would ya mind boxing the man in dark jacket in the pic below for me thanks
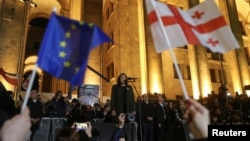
[0,83,16,128]
[141,94,154,141]
[27,89,43,141]
[51,90,66,117]
[154,94,167,141]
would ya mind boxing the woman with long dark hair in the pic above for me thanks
[110,73,136,119]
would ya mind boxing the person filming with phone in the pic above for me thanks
[55,121,98,141]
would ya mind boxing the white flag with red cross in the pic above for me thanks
[146,0,239,53]
[0,68,18,86]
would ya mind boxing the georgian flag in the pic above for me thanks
[0,68,18,86]
[146,0,239,53]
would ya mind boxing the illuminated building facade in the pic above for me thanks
[0,0,250,100]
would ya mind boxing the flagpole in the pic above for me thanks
[21,8,57,112]
[218,53,225,85]
[21,64,38,112]
[14,74,19,101]
[151,0,189,99]
[218,53,228,102]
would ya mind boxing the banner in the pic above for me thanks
[78,84,99,106]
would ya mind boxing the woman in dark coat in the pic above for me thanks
[111,73,136,120]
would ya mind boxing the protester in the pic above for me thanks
[0,89,16,118]
[51,90,67,117]
[55,127,79,141]
[154,94,167,141]
[112,113,126,141]
[184,98,209,140]
[55,121,98,141]
[103,104,113,122]
[0,107,31,141]
[0,88,18,131]
[27,89,43,141]
[141,94,154,141]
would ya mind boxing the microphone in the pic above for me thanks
[127,77,138,80]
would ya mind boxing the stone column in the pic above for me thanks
[60,8,70,17]
[58,0,71,17]
[219,0,250,94]
[138,0,148,94]
[144,5,164,94]
[70,0,82,20]
[116,0,144,95]
[82,0,102,87]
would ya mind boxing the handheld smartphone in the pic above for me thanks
[75,122,88,131]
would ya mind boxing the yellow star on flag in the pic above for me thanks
[59,51,67,58]
[64,61,71,68]
[65,31,71,38]
[79,21,85,25]
[88,23,94,28]
[75,67,80,73]
[60,41,67,48]
[71,24,76,30]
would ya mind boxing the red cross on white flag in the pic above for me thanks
[206,38,219,47]
[192,11,204,19]
[146,0,239,53]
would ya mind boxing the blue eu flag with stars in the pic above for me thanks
[37,12,112,86]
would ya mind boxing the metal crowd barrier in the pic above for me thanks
[33,117,137,141]
[33,117,68,141]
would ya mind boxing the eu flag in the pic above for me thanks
[37,12,111,86]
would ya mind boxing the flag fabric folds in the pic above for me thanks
[22,73,31,90]
[146,0,239,53]
[37,12,112,86]
[0,68,18,86]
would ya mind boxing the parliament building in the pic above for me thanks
[0,0,250,101]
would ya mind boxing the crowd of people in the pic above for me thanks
[198,90,250,125]
[1,73,250,141]
[0,94,209,141]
